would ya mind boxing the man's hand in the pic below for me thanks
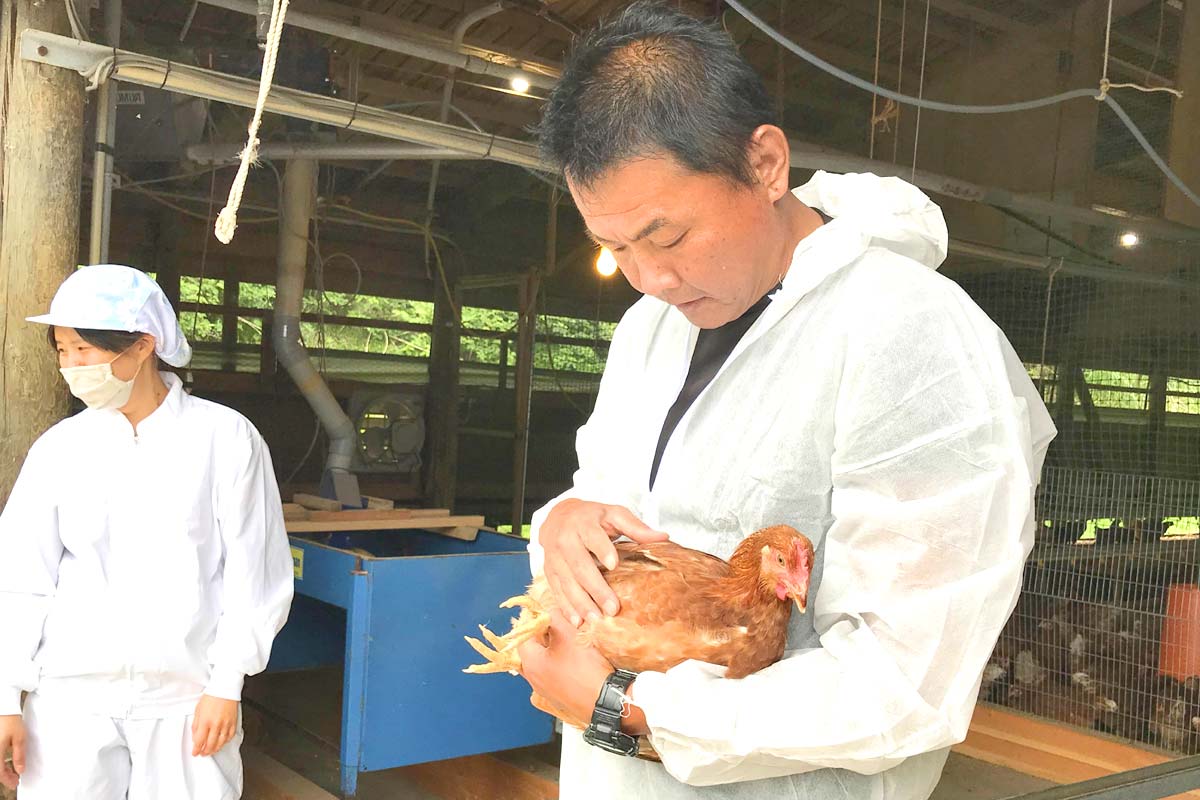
[0,715,25,790]
[191,696,239,757]
[539,499,668,626]
[518,611,648,736]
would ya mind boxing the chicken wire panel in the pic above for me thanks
[949,241,1200,482]
[983,467,1200,753]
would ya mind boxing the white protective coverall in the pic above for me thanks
[529,171,1057,799]
[0,371,295,799]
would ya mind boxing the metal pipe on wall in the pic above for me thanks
[88,0,121,264]
[188,141,479,162]
[355,2,509,195]
[26,31,1200,243]
[418,2,509,265]
[274,158,361,505]
[197,0,556,90]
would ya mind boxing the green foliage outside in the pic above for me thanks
[179,278,615,374]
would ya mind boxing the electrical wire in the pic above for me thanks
[724,0,1200,211]
[64,0,90,41]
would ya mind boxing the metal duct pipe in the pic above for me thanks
[188,141,480,162]
[274,158,360,503]
[19,33,547,169]
[88,0,121,264]
[198,0,556,90]
[356,1,509,195]
[949,239,1198,291]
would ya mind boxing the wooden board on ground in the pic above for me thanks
[292,493,342,512]
[955,705,1200,799]
[243,747,339,800]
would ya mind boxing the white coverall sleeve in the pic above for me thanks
[631,294,1046,786]
[203,431,294,701]
[0,440,63,716]
[529,318,647,577]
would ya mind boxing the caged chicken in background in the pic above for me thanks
[463,525,814,748]
[981,590,1200,753]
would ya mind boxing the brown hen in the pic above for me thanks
[465,525,814,734]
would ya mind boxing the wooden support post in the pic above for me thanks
[511,272,540,535]
[425,269,461,510]
[1146,367,1169,477]
[223,274,240,372]
[0,0,86,505]
[499,335,510,389]
[1164,0,1200,228]
[511,187,555,534]
[1053,353,1078,467]
[152,209,182,310]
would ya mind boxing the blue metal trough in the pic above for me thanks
[266,528,554,796]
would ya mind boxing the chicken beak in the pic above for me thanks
[788,581,808,614]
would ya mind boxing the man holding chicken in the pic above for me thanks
[517,2,1055,798]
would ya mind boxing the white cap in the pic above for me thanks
[26,264,193,367]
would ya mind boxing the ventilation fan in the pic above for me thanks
[348,389,426,474]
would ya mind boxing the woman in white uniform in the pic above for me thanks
[0,264,295,799]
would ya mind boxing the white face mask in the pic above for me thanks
[59,346,144,410]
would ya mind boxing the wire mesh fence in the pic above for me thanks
[950,226,1200,750]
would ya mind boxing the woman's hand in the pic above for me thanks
[0,715,25,790]
[191,695,239,757]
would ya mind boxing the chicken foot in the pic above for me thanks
[463,594,551,674]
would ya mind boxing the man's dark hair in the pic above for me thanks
[537,1,777,188]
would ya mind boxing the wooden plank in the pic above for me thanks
[304,508,419,523]
[285,515,485,534]
[398,753,558,800]
[282,503,311,521]
[297,507,453,522]
[292,493,342,512]
[440,526,480,542]
[955,706,1200,799]
[242,747,339,800]
[362,494,395,510]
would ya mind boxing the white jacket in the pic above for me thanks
[0,372,294,718]
[530,172,1056,798]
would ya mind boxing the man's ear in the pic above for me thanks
[747,124,791,203]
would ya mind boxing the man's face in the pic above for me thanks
[569,155,782,329]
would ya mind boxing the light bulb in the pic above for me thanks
[510,76,531,94]
[595,247,618,277]
[1119,231,1139,248]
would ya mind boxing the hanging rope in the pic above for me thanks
[213,0,290,245]
[1096,0,1182,100]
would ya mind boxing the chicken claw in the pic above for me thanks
[463,594,551,674]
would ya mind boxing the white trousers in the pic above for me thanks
[16,692,243,800]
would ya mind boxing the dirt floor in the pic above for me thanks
[0,743,1055,800]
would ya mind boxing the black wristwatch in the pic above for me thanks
[582,668,639,757]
